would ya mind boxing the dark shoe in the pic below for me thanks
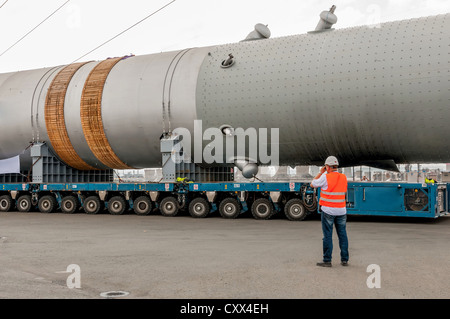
[316,262,332,267]
[341,261,349,266]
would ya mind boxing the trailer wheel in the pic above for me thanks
[219,198,240,219]
[84,196,101,214]
[134,196,152,216]
[38,195,57,213]
[108,196,126,215]
[251,198,274,220]
[284,198,307,221]
[160,196,179,217]
[189,197,210,218]
[17,195,32,212]
[61,196,79,214]
[0,194,13,212]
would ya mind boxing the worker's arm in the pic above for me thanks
[311,167,327,188]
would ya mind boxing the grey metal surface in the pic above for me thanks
[0,68,54,160]
[32,65,63,145]
[0,13,449,172]
[0,48,210,170]
[62,61,107,169]
[161,135,234,182]
[196,13,450,168]
[30,143,113,183]
[101,48,210,168]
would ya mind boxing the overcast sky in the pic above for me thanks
[0,0,449,72]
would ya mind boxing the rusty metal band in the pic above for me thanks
[45,62,97,170]
[80,57,133,169]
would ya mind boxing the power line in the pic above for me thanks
[71,0,177,63]
[0,0,70,58]
[0,0,9,9]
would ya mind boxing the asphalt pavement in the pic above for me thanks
[0,210,449,299]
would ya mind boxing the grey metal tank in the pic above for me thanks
[0,10,449,174]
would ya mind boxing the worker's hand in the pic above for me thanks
[320,166,326,174]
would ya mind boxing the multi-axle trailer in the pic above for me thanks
[0,10,449,221]
[1,180,447,220]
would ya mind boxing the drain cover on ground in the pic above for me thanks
[100,291,130,298]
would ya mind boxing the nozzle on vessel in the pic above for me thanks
[314,5,338,31]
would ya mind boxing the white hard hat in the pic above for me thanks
[325,156,339,166]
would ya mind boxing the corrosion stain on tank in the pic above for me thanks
[45,62,97,170]
[80,57,133,169]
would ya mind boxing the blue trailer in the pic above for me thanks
[0,180,447,220]
[345,182,447,219]
[1,136,446,220]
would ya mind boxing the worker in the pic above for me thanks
[310,156,349,267]
[425,177,437,184]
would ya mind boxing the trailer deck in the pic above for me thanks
[1,181,448,219]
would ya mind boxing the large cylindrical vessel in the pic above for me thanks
[0,13,448,170]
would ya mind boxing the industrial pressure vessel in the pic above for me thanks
[0,13,448,172]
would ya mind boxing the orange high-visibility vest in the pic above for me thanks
[319,172,348,208]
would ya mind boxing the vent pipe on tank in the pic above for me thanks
[314,5,337,31]
[241,23,271,42]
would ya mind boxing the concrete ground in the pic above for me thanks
[0,210,449,299]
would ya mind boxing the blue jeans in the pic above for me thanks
[321,212,349,263]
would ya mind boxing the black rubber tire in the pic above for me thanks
[38,195,57,213]
[134,196,152,216]
[84,196,101,214]
[251,198,274,220]
[61,196,79,214]
[188,197,210,218]
[219,198,240,219]
[0,194,13,212]
[17,195,32,212]
[160,196,179,217]
[108,196,126,215]
[284,198,307,221]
